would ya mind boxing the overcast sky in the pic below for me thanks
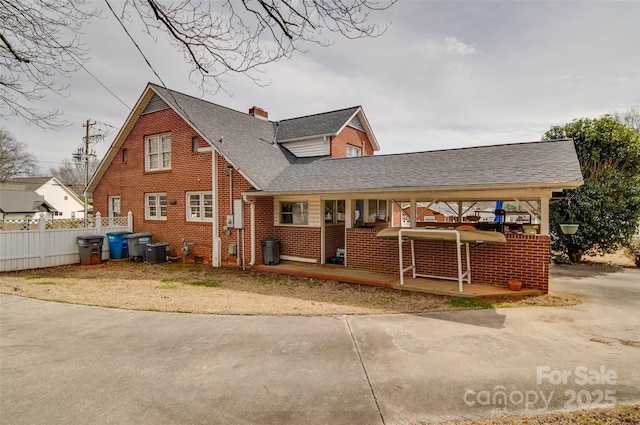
[3,0,639,173]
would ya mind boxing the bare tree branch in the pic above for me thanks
[1,0,395,124]
[0,0,101,128]
[0,128,39,181]
[126,0,396,92]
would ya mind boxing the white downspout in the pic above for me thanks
[244,194,256,267]
[212,151,221,267]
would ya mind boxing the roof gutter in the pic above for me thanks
[242,179,584,198]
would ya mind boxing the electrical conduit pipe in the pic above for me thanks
[243,195,256,267]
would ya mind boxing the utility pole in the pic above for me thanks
[73,120,102,228]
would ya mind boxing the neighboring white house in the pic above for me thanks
[7,177,87,219]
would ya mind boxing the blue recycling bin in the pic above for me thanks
[106,231,132,260]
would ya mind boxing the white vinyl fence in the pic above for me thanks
[0,212,133,272]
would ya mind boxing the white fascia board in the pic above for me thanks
[48,177,84,204]
[334,107,380,152]
[87,84,156,192]
[277,133,336,144]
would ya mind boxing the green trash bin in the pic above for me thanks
[77,235,105,265]
[106,231,132,259]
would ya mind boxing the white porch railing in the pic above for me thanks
[0,212,133,272]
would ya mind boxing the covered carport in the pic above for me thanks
[248,139,584,293]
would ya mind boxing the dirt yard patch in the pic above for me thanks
[435,403,639,425]
[0,261,578,315]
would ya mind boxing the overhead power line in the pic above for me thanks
[41,25,131,110]
[104,0,167,88]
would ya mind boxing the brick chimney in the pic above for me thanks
[249,106,268,120]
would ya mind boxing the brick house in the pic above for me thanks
[88,83,583,293]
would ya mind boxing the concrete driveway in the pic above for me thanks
[1,265,639,424]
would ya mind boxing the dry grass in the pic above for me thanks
[432,403,639,424]
[580,250,637,268]
[0,261,578,315]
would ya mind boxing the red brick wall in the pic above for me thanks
[346,228,550,293]
[330,126,374,158]
[93,108,266,266]
[274,226,321,262]
[245,195,274,266]
[325,224,345,260]
[217,155,257,266]
[93,108,214,260]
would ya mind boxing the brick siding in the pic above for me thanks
[324,224,345,259]
[274,226,321,263]
[346,228,550,293]
[330,126,374,157]
[93,108,267,266]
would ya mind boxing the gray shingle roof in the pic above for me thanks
[276,106,360,142]
[151,84,294,189]
[0,189,56,213]
[9,177,51,191]
[261,139,583,193]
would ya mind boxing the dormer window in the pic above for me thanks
[347,145,362,157]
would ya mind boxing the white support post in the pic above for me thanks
[96,212,102,232]
[127,211,133,232]
[38,213,46,266]
[398,231,404,285]
[345,199,353,228]
[540,195,550,235]
[465,242,471,284]
[410,239,416,278]
[409,199,417,228]
[456,233,463,293]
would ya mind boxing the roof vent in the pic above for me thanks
[249,106,268,120]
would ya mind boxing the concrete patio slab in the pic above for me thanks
[254,261,540,298]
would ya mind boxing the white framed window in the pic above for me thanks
[324,200,346,224]
[145,193,167,220]
[280,201,308,225]
[187,192,213,221]
[347,145,362,157]
[367,199,387,222]
[108,196,121,218]
[145,133,171,171]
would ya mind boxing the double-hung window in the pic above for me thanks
[145,133,171,171]
[280,201,308,225]
[187,192,213,221]
[368,199,387,222]
[108,195,121,218]
[145,193,167,220]
[324,200,346,224]
[347,145,362,157]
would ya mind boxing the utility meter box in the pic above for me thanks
[233,199,244,229]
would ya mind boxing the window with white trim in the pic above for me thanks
[145,133,171,171]
[324,200,345,224]
[346,145,362,157]
[280,201,308,225]
[108,195,121,218]
[368,199,387,222]
[187,192,213,221]
[145,193,167,220]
